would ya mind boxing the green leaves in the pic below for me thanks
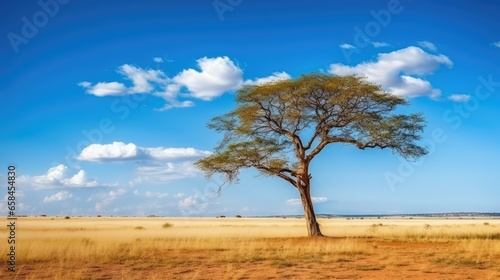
[195,73,428,185]
[196,137,290,183]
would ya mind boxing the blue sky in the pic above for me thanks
[1,0,499,216]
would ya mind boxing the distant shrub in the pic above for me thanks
[235,215,242,218]
[484,222,490,226]
[162,223,173,229]
[64,216,70,219]
[97,215,101,217]
[424,224,431,229]
[217,215,226,218]
[134,226,145,230]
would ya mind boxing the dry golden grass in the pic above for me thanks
[1,217,500,279]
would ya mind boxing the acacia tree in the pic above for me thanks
[195,74,427,237]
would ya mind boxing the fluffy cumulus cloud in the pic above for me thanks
[18,164,100,189]
[78,81,128,96]
[79,56,293,110]
[418,41,437,51]
[448,94,471,102]
[78,142,140,161]
[329,46,452,98]
[120,64,167,93]
[285,197,328,206]
[77,142,211,184]
[43,191,73,203]
[244,71,291,85]
[79,57,242,109]
[173,56,243,100]
[78,141,211,162]
[79,64,166,96]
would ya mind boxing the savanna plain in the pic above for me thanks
[2,216,500,279]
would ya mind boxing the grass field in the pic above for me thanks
[2,216,500,279]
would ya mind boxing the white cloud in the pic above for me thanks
[67,170,92,186]
[80,65,167,97]
[244,72,291,85]
[43,191,73,203]
[78,142,141,161]
[80,56,249,109]
[329,46,452,98]
[79,81,128,97]
[418,41,437,51]
[286,199,301,206]
[146,147,212,160]
[448,94,471,102]
[178,195,199,208]
[144,191,169,198]
[131,190,169,198]
[88,189,127,212]
[177,192,219,215]
[77,142,210,186]
[19,164,100,189]
[133,161,200,184]
[492,41,500,48]
[43,164,67,182]
[154,83,195,111]
[313,197,328,203]
[174,56,243,100]
[339,43,356,49]
[119,64,166,93]
[371,42,390,48]
[286,197,328,206]
[155,100,195,111]
[78,142,211,162]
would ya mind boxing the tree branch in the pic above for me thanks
[255,165,297,187]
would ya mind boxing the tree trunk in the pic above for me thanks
[298,183,324,237]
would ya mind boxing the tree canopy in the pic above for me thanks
[196,74,427,236]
